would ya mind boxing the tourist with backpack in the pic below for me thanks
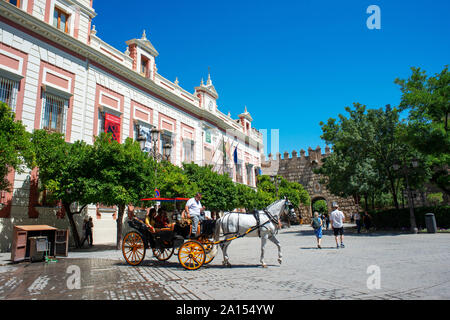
[311,211,323,249]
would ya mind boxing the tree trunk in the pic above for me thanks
[364,193,369,211]
[65,203,81,248]
[353,193,360,214]
[388,176,400,210]
[116,204,125,250]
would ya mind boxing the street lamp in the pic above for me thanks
[136,134,146,151]
[270,175,282,199]
[163,143,172,161]
[136,127,172,202]
[150,128,160,144]
[392,159,420,234]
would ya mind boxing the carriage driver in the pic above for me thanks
[185,192,205,239]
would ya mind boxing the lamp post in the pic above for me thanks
[270,175,282,199]
[137,127,172,201]
[392,158,419,234]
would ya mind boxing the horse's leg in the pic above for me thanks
[269,234,282,264]
[220,238,232,267]
[260,234,268,268]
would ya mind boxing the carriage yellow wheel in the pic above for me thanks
[152,247,174,261]
[178,241,206,270]
[200,240,217,265]
[122,232,146,266]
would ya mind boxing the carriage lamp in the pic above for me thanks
[163,143,172,160]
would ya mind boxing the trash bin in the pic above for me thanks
[29,236,48,262]
[425,213,437,234]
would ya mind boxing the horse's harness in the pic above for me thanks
[221,208,281,240]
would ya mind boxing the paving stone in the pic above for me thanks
[0,225,449,300]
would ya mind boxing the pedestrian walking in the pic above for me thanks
[330,202,345,249]
[81,217,94,247]
[354,212,362,234]
[311,211,323,249]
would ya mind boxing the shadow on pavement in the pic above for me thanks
[69,244,117,252]
[283,226,412,237]
[113,259,272,270]
[299,246,338,250]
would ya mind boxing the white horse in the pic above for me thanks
[213,198,296,268]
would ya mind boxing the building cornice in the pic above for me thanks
[0,2,262,148]
[64,0,97,18]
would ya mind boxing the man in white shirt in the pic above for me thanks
[330,202,346,248]
[185,192,205,238]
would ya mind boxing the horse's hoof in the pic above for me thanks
[278,258,282,265]
[222,261,231,268]
[262,264,268,268]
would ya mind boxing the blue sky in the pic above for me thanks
[92,0,450,158]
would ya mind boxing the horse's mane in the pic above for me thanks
[265,199,284,213]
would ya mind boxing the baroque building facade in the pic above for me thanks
[0,0,264,250]
[261,146,358,221]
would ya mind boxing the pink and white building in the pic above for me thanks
[0,0,264,249]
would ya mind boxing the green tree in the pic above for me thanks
[235,183,258,211]
[92,133,156,250]
[156,161,199,211]
[395,66,450,195]
[31,130,98,248]
[257,175,310,208]
[318,103,429,210]
[312,200,328,215]
[0,102,33,192]
[254,189,275,209]
[183,163,237,212]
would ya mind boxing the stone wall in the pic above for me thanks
[261,146,358,223]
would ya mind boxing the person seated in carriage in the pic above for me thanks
[144,207,157,232]
[155,208,170,228]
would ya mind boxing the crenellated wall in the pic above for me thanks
[261,146,358,222]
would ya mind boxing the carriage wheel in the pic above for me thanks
[200,240,217,265]
[152,247,174,261]
[122,231,146,266]
[178,241,206,270]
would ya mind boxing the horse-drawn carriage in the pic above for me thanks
[122,197,296,270]
[122,197,217,270]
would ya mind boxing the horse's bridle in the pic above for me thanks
[264,199,294,228]
[263,208,280,226]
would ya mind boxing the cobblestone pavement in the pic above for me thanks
[1,225,449,300]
